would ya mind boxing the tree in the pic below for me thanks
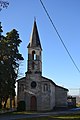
[0,1,9,11]
[0,23,24,108]
[5,29,24,108]
[0,22,5,108]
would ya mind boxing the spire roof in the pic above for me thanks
[28,20,42,49]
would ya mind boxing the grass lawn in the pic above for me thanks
[50,114,80,119]
[17,112,80,120]
[1,110,80,120]
[17,115,80,120]
[18,117,50,120]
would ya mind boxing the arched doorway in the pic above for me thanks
[30,96,37,111]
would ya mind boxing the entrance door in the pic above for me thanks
[30,96,37,111]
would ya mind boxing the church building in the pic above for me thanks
[17,20,68,111]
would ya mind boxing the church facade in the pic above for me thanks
[17,20,68,111]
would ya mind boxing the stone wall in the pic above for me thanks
[50,82,55,109]
[17,75,68,111]
[55,86,68,107]
[25,73,42,111]
[41,77,55,111]
[17,78,25,103]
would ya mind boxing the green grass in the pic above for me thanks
[16,112,80,120]
[1,110,80,120]
[51,115,80,119]
[18,117,49,120]
[16,115,80,120]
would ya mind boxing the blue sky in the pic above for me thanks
[0,0,80,95]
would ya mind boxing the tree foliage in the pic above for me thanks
[0,0,9,11]
[0,23,24,108]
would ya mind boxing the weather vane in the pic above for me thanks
[0,0,9,11]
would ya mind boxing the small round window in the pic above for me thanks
[31,81,37,88]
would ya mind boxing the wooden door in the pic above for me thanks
[30,96,37,111]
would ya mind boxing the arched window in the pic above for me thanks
[32,51,36,60]
[43,84,48,91]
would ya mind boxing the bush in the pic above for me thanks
[17,101,26,111]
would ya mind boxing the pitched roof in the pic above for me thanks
[17,77,26,82]
[42,76,68,91]
[27,20,42,49]
[17,76,68,91]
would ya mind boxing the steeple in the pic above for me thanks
[27,20,42,74]
[28,20,42,49]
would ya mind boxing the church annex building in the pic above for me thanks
[17,20,68,111]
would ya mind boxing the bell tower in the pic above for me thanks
[27,20,42,75]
